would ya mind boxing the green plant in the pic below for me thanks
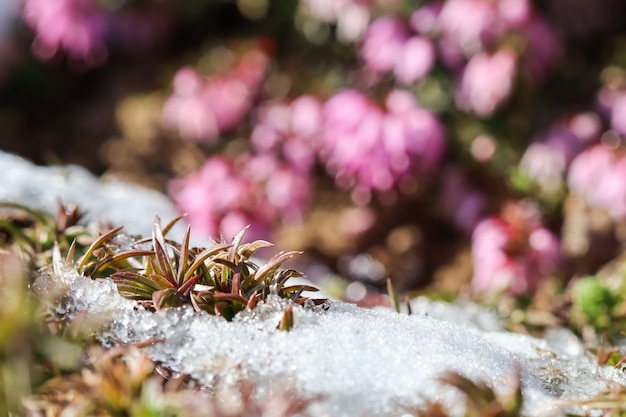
[0,202,93,271]
[572,276,621,331]
[75,216,326,321]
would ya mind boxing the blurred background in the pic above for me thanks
[2,0,626,303]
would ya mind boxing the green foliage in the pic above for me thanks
[572,276,620,330]
[0,202,93,272]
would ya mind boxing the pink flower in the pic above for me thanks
[456,49,517,117]
[438,0,530,55]
[393,36,436,84]
[319,89,445,204]
[251,95,323,174]
[361,17,408,73]
[471,202,560,295]
[161,51,268,143]
[168,154,310,241]
[360,16,435,84]
[568,144,626,220]
[23,0,108,65]
[519,112,601,193]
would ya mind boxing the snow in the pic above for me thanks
[4,150,624,416]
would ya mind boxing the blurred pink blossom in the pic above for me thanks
[168,154,310,241]
[519,112,601,193]
[319,89,444,204]
[360,17,435,84]
[162,51,268,143]
[437,0,530,54]
[361,17,408,73]
[23,0,108,65]
[456,49,517,117]
[251,95,323,174]
[568,144,626,220]
[471,201,560,295]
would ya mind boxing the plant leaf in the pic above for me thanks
[228,225,249,262]
[238,239,274,259]
[177,225,191,285]
[77,226,124,275]
[252,251,302,284]
[152,288,180,310]
[152,216,176,286]
[183,242,232,283]
[161,214,187,237]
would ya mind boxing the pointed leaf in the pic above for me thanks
[152,288,179,310]
[277,305,294,331]
[91,249,154,276]
[228,225,250,262]
[77,226,124,275]
[238,239,274,259]
[212,292,248,305]
[252,251,302,284]
[246,292,260,310]
[65,239,77,264]
[152,216,176,285]
[177,274,201,298]
[183,243,232,283]
[177,225,191,285]
[161,214,187,237]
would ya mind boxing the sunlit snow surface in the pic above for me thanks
[3,151,624,416]
[0,151,188,240]
[33,267,620,417]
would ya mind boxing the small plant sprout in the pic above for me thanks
[76,216,326,321]
[0,202,92,271]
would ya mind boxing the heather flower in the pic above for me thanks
[471,201,560,295]
[455,49,517,117]
[319,89,444,204]
[519,112,601,194]
[251,95,323,174]
[162,50,268,143]
[168,154,310,241]
[360,16,435,84]
[22,0,108,65]
[361,17,408,73]
[568,144,626,221]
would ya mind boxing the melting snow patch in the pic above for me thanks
[33,268,621,417]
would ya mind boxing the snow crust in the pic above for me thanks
[34,268,616,417]
[0,151,187,240]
